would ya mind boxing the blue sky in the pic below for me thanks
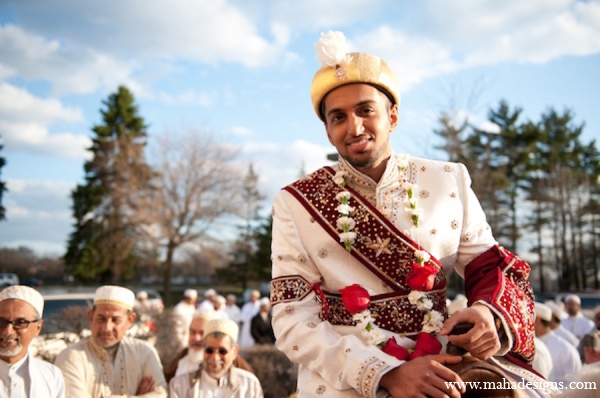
[1,0,599,256]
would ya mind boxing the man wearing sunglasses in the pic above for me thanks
[0,285,65,397]
[169,318,263,397]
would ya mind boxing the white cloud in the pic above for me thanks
[8,0,289,67]
[0,83,83,124]
[0,84,90,158]
[270,0,387,29]
[349,1,600,91]
[229,126,255,136]
[157,90,216,107]
[0,179,74,255]
[0,25,137,96]
[241,139,333,202]
[354,27,461,92]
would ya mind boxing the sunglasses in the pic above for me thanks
[0,318,40,330]
[204,347,229,356]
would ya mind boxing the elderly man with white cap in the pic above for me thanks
[534,301,581,384]
[54,285,167,397]
[562,294,595,340]
[169,318,263,397]
[545,300,579,347]
[0,285,65,397]
[172,289,199,350]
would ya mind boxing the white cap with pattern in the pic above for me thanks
[0,285,44,317]
[204,318,240,343]
[534,302,552,322]
[94,285,135,310]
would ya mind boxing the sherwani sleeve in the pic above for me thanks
[54,348,94,398]
[453,163,536,363]
[271,191,402,398]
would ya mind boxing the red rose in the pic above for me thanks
[382,336,410,361]
[409,332,442,359]
[339,284,370,314]
[406,263,438,291]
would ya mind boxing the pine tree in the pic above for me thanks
[65,86,154,283]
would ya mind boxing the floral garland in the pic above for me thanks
[340,284,442,361]
[333,155,445,361]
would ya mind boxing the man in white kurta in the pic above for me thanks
[55,285,167,397]
[271,31,545,398]
[173,289,199,350]
[238,290,260,349]
[169,318,263,398]
[562,294,595,340]
[535,302,582,385]
[0,285,65,397]
[223,294,242,324]
[545,300,580,347]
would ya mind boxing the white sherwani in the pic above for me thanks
[562,314,595,340]
[0,354,65,397]
[271,155,537,397]
[54,336,167,397]
[539,331,582,384]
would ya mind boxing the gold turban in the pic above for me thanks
[310,33,401,122]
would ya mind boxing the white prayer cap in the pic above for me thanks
[136,290,148,300]
[544,300,567,321]
[216,295,226,305]
[204,318,239,343]
[259,297,271,306]
[184,289,198,299]
[565,294,581,305]
[0,285,44,317]
[534,302,552,322]
[94,285,135,310]
[204,289,216,298]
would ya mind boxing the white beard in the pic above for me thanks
[188,348,204,364]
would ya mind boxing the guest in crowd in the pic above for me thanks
[211,295,229,320]
[164,313,253,382]
[0,285,65,397]
[169,318,263,397]
[250,298,275,345]
[535,302,582,384]
[223,294,241,324]
[197,289,217,316]
[172,289,199,349]
[545,300,580,347]
[238,290,260,349]
[55,285,167,397]
[563,294,595,340]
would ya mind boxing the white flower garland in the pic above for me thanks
[333,155,445,337]
[334,171,357,252]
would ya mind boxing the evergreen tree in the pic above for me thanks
[65,86,154,283]
[0,140,6,221]
[463,100,536,252]
[529,108,597,290]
